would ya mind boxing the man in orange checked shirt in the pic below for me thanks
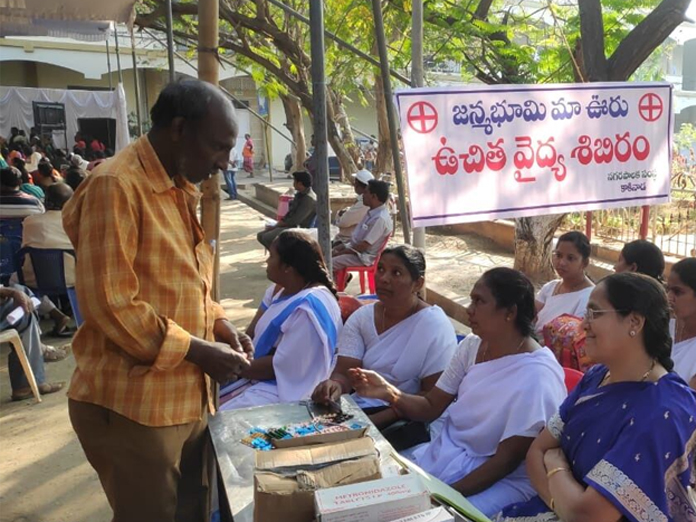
[63,80,252,522]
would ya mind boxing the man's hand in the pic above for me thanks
[214,319,254,361]
[186,337,251,383]
[11,289,34,314]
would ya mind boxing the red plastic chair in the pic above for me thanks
[563,367,584,392]
[335,235,391,294]
[337,293,364,323]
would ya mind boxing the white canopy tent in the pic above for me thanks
[0,85,130,152]
[0,0,136,151]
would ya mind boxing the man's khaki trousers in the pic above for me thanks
[69,399,210,522]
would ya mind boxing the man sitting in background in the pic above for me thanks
[332,169,373,247]
[16,183,75,338]
[0,166,44,219]
[1,284,64,401]
[257,170,316,249]
[331,179,393,277]
[21,183,75,288]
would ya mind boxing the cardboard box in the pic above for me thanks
[272,425,368,449]
[314,474,431,522]
[254,437,381,522]
[389,506,455,522]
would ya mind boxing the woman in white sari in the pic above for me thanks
[220,230,342,409]
[312,245,457,431]
[668,258,696,389]
[535,231,594,336]
[349,268,567,517]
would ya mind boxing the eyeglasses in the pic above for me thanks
[585,309,626,322]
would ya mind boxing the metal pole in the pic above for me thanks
[411,0,425,250]
[165,0,176,82]
[309,0,332,270]
[130,29,143,136]
[264,115,274,181]
[105,39,113,90]
[198,0,221,301]
[113,24,123,83]
[371,0,411,244]
[265,0,410,85]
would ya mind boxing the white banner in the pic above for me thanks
[395,82,673,227]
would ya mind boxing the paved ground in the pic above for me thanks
[0,195,512,521]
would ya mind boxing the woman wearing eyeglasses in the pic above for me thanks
[498,272,696,522]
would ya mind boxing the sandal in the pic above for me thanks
[50,317,74,338]
[11,381,65,401]
[43,344,70,362]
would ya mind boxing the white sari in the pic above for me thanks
[670,319,696,385]
[535,279,593,336]
[406,336,567,517]
[338,304,457,408]
[221,285,342,409]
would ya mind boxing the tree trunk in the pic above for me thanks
[328,87,360,180]
[373,71,393,176]
[280,93,306,172]
[325,89,358,181]
[513,214,566,282]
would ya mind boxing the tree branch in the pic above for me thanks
[607,0,690,80]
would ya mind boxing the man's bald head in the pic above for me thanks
[45,182,74,210]
[150,79,237,135]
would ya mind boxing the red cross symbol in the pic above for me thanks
[407,101,438,134]
[638,93,663,122]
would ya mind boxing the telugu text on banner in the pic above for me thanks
[395,82,672,227]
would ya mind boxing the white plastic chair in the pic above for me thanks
[0,329,41,403]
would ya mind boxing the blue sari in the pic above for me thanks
[500,365,696,522]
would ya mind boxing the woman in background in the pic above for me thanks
[613,239,665,281]
[668,257,696,389]
[535,231,594,336]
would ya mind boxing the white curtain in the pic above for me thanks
[0,84,130,152]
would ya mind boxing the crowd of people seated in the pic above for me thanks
[245,217,695,519]
[0,126,109,402]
